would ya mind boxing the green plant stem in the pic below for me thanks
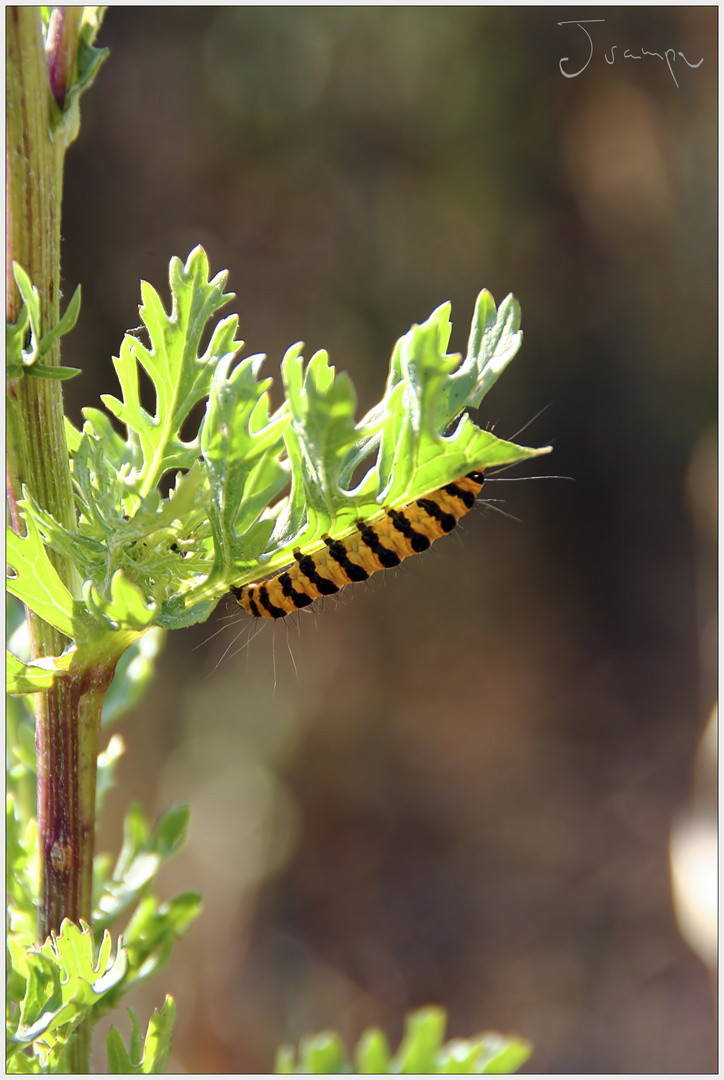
[6,8,78,572]
[64,1020,93,1075]
[6,6,99,1009]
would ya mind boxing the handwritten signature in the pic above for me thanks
[558,19,703,88]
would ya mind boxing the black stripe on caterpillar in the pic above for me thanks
[230,470,485,619]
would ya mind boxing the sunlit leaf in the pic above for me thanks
[6,515,76,639]
[8,921,127,1070]
[276,1008,532,1074]
[7,649,75,695]
[106,996,176,1074]
[13,251,549,637]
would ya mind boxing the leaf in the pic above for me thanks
[6,513,148,687]
[274,1045,297,1074]
[96,893,201,1014]
[69,8,109,98]
[75,407,133,479]
[49,6,110,148]
[6,264,81,380]
[35,285,82,362]
[82,571,158,633]
[7,649,75,695]
[5,1046,43,1073]
[19,361,82,382]
[6,304,29,376]
[354,1028,391,1074]
[152,804,190,860]
[20,251,549,638]
[275,1008,532,1074]
[94,802,156,927]
[9,264,41,367]
[8,921,127,1069]
[478,1035,533,1074]
[6,515,77,639]
[201,350,290,587]
[452,289,525,415]
[6,694,38,800]
[299,1032,348,1074]
[6,796,38,932]
[21,484,107,583]
[392,1007,447,1073]
[205,290,550,596]
[100,247,239,496]
[93,801,193,933]
[106,997,176,1074]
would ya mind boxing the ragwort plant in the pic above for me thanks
[6,7,548,1073]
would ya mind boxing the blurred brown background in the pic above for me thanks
[58,7,717,1073]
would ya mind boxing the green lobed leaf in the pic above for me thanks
[75,406,128,465]
[6,796,38,938]
[275,1008,532,1075]
[275,1045,297,1074]
[7,649,75,695]
[5,691,38,858]
[15,250,549,638]
[8,920,127,1069]
[6,514,76,639]
[392,1007,447,1074]
[9,264,41,367]
[201,350,289,586]
[93,797,194,943]
[152,804,190,860]
[478,1035,533,1074]
[105,997,176,1074]
[16,250,244,635]
[354,1028,391,1074]
[82,571,158,633]
[438,1041,488,1074]
[201,288,550,599]
[6,509,148,685]
[34,285,82,363]
[20,485,106,585]
[16,362,82,382]
[300,1032,349,1074]
[96,893,201,1015]
[6,305,30,377]
[69,8,109,98]
[6,264,82,380]
[94,801,155,928]
[5,1046,43,1073]
[57,436,210,614]
[100,247,239,496]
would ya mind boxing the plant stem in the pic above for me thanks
[6,8,78,570]
[6,5,98,965]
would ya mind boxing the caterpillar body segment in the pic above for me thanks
[231,469,485,619]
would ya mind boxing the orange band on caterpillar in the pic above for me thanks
[230,469,485,619]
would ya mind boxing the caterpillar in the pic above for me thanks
[230,469,485,619]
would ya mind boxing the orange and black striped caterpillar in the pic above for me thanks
[230,469,485,619]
